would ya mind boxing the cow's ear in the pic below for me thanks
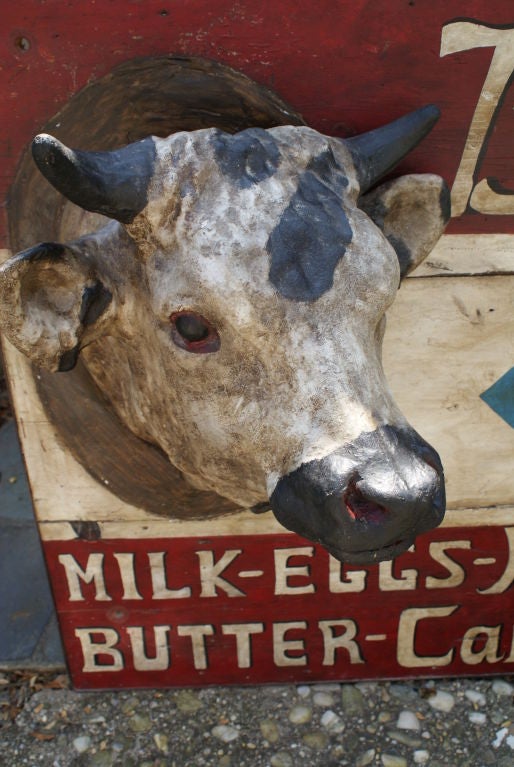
[0,232,116,372]
[359,174,450,280]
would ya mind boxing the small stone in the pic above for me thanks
[465,689,486,706]
[389,684,418,702]
[176,689,203,713]
[355,748,375,767]
[413,752,430,765]
[381,755,408,767]
[396,710,420,731]
[154,733,169,754]
[212,725,239,743]
[493,680,514,697]
[260,719,280,743]
[320,709,343,733]
[121,696,139,715]
[296,685,311,698]
[312,683,341,693]
[469,711,487,725]
[302,731,329,749]
[128,714,152,733]
[378,711,392,723]
[493,727,508,748]
[288,705,312,724]
[218,757,231,767]
[90,753,114,767]
[388,730,423,748]
[270,751,293,767]
[427,690,455,712]
[313,692,334,707]
[341,684,365,716]
[73,736,91,754]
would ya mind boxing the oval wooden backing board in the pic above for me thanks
[7,56,306,520]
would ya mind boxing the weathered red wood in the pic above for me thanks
[44,526,514,688]
[2,1,514,246]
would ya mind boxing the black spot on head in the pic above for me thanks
[267,148,352,301]
[211,128,281,188]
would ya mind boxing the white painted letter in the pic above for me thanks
[273,622,308,667]
[177,624,215,669]
[425,541,471,589]
[222,623,264,668]
[126,625,171,671]
[75,628,123,672]
[441,21,514,216]
[379,560,417,591]
[329,556,367,593]
[149,552,192,599]
[319,619,365,666]
[460,625,503,665]
[113,553,143,600]
[196,550,245,597]
[478,528,514,595]
[58,554,111,602]
[274,547,316,595]
[397,606,458,668]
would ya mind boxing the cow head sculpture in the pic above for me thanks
[0,105,449,564]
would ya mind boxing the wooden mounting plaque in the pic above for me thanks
[1,0,514,689]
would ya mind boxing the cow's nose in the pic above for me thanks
[269,425,445,564]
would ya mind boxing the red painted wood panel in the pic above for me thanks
[2,1,514,247]
[44,526,514,688]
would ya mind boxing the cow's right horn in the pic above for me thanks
[346,104,440,194]
[32,134,157,224]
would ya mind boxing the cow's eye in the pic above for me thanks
[170,310,220,353]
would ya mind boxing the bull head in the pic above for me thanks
[0,106,449,564]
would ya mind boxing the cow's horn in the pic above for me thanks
[32,134,157,224]
[346,105,440,194]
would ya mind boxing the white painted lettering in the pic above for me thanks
[273,622,308,667]
[222,623,264,668]
[196,550,245,598]
[328,556,367,593]
[441,21,514,216]
[460,625,503,665]
[397,605,458,668]
[113,553,143,600]
[58,553,111,602]
[126,625,171,671]
[177,624,214,669]
[274,547,316,595]
[478,528,514,595]
[425,540,471,589]
[379,560,417,591]
[149,552,192,599]
[318,619,365,666]
[75,628,123,672]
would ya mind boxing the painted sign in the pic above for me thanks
[1,1,514,689]
[46,526,514,688]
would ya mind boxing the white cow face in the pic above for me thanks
[0,108,449,563]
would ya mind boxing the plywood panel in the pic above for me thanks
[3,257,513,528]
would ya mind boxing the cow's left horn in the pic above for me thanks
[346,105,440,194]
[32,134,157,224]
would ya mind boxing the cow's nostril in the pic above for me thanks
[343,480,388,525]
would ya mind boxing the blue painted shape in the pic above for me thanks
[480,366,514,429]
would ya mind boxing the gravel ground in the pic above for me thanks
[2,672,514,766]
